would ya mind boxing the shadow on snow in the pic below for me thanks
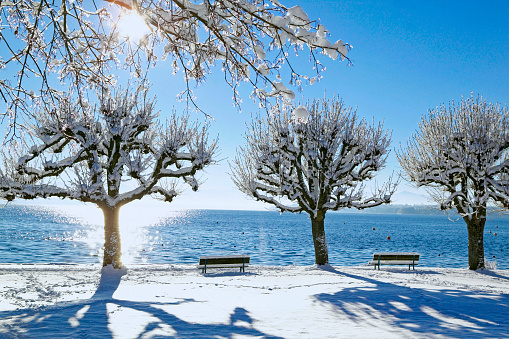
[474,268,509,281]
[314,266,509,338]
[0,270,280,339]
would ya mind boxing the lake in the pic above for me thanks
[0,204,507,269]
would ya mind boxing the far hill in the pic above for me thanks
[335,204,508,217]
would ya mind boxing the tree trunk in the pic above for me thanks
[465,216,486,270]
[101,205,123,269]
[311,212,329,265]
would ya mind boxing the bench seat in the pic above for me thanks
[197,255,250,273]
[370,252,419,270]
[368,260,419,266]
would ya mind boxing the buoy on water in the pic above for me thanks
[494,233,497,236]
[372,227,375,230]
[387,236,391,240]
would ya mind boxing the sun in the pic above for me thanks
[117,12,151,42]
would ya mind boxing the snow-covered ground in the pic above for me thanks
[0,264,507,338]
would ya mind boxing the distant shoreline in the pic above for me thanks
[333,204,509,217]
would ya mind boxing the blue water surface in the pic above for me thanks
[0,205,507,268]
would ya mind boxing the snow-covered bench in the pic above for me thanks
[197,255,250,273]
[369,252,419,270]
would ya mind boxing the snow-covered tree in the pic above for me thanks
[397,95,509,270]
[231,98,397,265]
[0,88,217,268]
[0,0,351,136]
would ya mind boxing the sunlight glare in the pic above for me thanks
[54,202,184,265]
[117,12,150,42]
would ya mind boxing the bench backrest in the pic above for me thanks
[199,255,250,265]
[373,253,419,261]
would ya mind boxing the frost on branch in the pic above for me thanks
[397,94,509,270]
[0,0,351,134]
[0,87,217,267]
[231,97,396,265]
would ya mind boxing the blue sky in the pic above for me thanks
[150,0,508,210]
[6,0,509,211]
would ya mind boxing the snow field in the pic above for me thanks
[0,264,508,338]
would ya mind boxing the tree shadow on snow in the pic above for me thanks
[314,267,509,338]
[475,269,509,281]
[0,269,281,339]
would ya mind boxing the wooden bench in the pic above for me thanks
[369,252,419,270]
[197,255,250,273]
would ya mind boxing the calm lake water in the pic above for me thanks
[0,204,507,269]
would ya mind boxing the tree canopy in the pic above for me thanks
[232,98,395,217]
[397,95,509,217]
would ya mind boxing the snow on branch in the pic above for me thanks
[397,94,509,219]
[0,0,352,137]
[0,87,217,208]
[231,97,396,218]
